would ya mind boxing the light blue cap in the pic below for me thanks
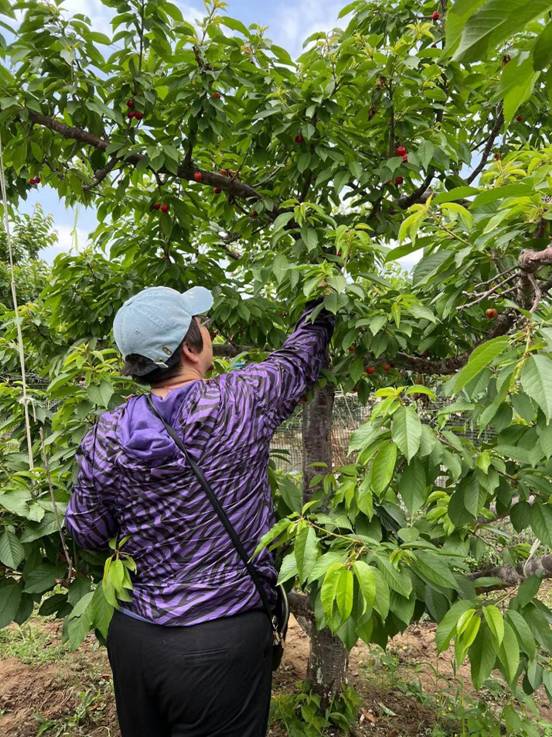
[113,286,213,365]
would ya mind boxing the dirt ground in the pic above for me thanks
[1,614,551,737]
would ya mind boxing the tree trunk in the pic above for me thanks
[302,384,349,705]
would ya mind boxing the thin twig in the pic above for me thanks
[39,427,74,581]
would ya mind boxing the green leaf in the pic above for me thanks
[499,55,539,123]
[392,407,422,463]
[471,183,533,209]
[307,551,347,583]
[349,423,383,453]
[520,355,552,422]
[483,604,504,647]
[321,563,343,621]
[529,503,552,546]
[370,442,397,494]
[87,380,114,408]
[434,186,481,204]
[453,337,509,393]
[353,560,376,613]
[294,525,319,582]
[453,0,552,62]
[24,563,64,594]
[90,585,114,639]
[253,518,291,557]
[506,610,537,658]
[514,576,541,607]
[412,251,450,286]
[469,624,497,688]
[399,459,427,514]
[336,568,354,620]
[436,599,475,652]
[277,552,298,585]
[533,22,552,70]
[413,552,458,591]
[0,581,23,628]
[498,621,520,685]
[0,530,24,569]
[445,0,486,55]
[372,568,390,619]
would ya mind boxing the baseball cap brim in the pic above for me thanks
[180,286,214,316]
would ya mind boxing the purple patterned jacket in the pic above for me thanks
[65,306,334,626]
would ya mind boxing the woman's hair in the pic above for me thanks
[122,317,204,385]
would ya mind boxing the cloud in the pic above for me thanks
[40,224,90,264]
[60,0,114,36]
[174,1,204,26]
[268,0,346,55]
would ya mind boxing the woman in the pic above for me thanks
[65,284,334,737]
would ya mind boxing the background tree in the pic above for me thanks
[1,0,552,722]
[0,204,54,307]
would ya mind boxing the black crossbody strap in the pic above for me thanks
[146,395,277,632]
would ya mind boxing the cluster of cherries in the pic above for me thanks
[126,99,144,121]
[152,202,169,213]
[27,176,41,185]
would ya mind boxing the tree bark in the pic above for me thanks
[302,384,335,503]
[302,384,349,705]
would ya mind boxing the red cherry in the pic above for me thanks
[402,154,408,163]
[395,145,407,157]
[127,110,135,119]
[127,98,135,108]
[34,177,41,184]
[382,362,392,372]
[27,177,35,185]
[365,366,376,375]
[431,10,441,20]
[152,203,161,210]
[485,307,498,320]
[214,186,222,194]
[212,91,221,100]
[515,114,524,122]
[133,111,144,120]
[294,134,305,144]
[394,175,404,186]
[193,171,203,182]
[160,203,169,214]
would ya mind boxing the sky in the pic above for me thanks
[14,1,420,268]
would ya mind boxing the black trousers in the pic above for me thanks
[107,608,273,737]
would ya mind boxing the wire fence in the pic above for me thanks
[272,393,495,474]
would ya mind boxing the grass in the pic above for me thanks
[0,620,67,665]
[357,641,552,737]
[34,684,115,737]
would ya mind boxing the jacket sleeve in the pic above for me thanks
[65,421,119,551]
[233,302,335,428]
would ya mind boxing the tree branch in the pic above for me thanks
[84,156,120,191]
[398,167,435,209]
[470,554,552,591]
[394,308,517,374]
[28,110,110,151]
[465,105,504,185]
[25,109,264,202]
[288,591,314,620]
